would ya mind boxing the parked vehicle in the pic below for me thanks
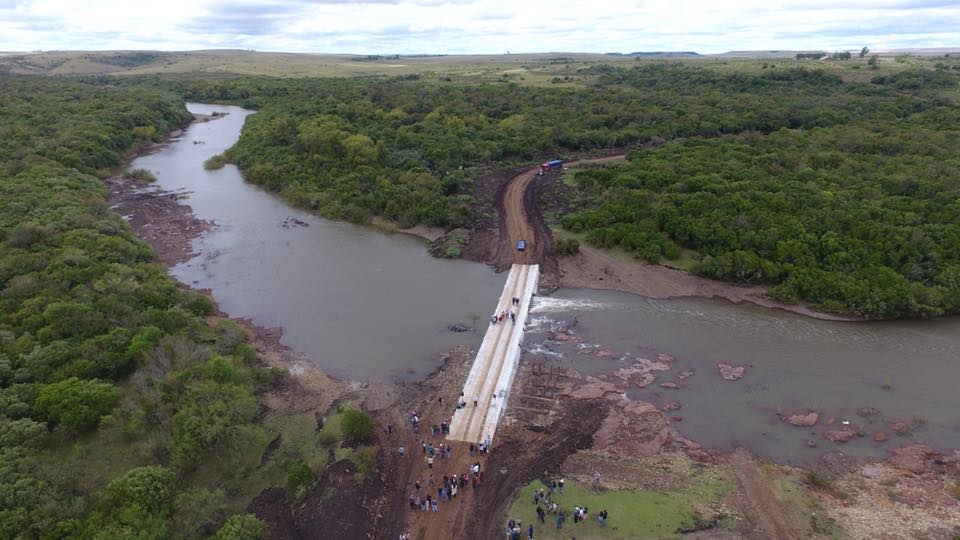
[517,239,526,252]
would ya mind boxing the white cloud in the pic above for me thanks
[0,0,957,53]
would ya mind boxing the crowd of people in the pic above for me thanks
[502,478,610,538]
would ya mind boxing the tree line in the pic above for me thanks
[0,76,274,538]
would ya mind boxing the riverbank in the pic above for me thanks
[556,244,858,322]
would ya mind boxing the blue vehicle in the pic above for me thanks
[517,239,526,252]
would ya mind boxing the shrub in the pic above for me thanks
[213,514,266,540]
[204,154,228,170]
[35,377,120,431]
[284,460,313,499]
[123,168,156,182]
[805,468,833,489]
[340,409,374,442]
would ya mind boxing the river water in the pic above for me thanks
[131,104,505,381]
[133,103,959,464]
[526,290,960,464]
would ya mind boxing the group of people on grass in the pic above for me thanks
[520,478,610,531]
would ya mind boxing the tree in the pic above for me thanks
[859,46,870,58]
[35,377,119,431]
[213,514,266,540]
[102,466,176,514]
[340,409,374,442]
[342,134,378,165]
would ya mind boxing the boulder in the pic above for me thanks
[447,323,471,333]
[593,401,671,458]
[820,451,855,474]
[824,426,858,443]
[659,382,679,389]
[783,411,819,427]
[717,362,747,381]
[662,401,682,412]
[857,407,880,418]
[888,444,937,474]
[677,369,694,380]
[871,430,889,443]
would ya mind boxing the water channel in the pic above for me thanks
[132,103,959,464]
[132,104,505,382]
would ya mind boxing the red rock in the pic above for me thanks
[820,451,854,474]
[717,362,747,381]
[677,369,694,380]
[824,426,858,443]
[825,416,837,426]
[670,416,683,422]
[662,401,682,412]
[783,412,819,427]
[805,439,818,448]
[872,431,889,442]
[888,444,937,474]
[657,353,676,363]
[659,382,679,389]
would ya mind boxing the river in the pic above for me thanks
[131,104,505,381]
[133,103,959,464]
[526,290,960,464]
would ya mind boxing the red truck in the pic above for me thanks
[539,159,564,175]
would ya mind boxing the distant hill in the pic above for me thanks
[604,51,700,57]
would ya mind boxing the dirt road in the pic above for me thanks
[492,156,625,271]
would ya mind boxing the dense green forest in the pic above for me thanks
[0,77,290,538]
[152,61,960,317]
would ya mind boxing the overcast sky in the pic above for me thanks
[1,0,958,54]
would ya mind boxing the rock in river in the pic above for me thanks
[716,362,748,381]
[783,411,819,427]
[447,323,471,333]
[824,426,858,443]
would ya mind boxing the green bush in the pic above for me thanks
[204,154,228,170]
[804,468,833,489]
[35,377,119,431]
[340,409,374,443]
[213,514,266,540]
[123,167,157,182]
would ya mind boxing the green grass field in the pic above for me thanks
[505,477,729,540]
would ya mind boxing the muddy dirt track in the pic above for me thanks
[490,156,625,288]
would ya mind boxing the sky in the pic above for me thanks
[0,0,958,55]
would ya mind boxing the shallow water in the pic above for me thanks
[130,104,505,381]
[526,289,960,465]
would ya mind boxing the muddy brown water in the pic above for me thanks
[526,289,960,464]
[129,104,505,381]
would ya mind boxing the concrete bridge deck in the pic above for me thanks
[446,263,539,444]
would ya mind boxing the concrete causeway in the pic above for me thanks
[447,263,539,444]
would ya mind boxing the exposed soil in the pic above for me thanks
[249,459,383,540]
[557,245,856,321]
[728,448,801,539]
[107,177,213,266]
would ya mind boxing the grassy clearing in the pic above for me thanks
[770,466,845,538]
[506,474,732,539]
